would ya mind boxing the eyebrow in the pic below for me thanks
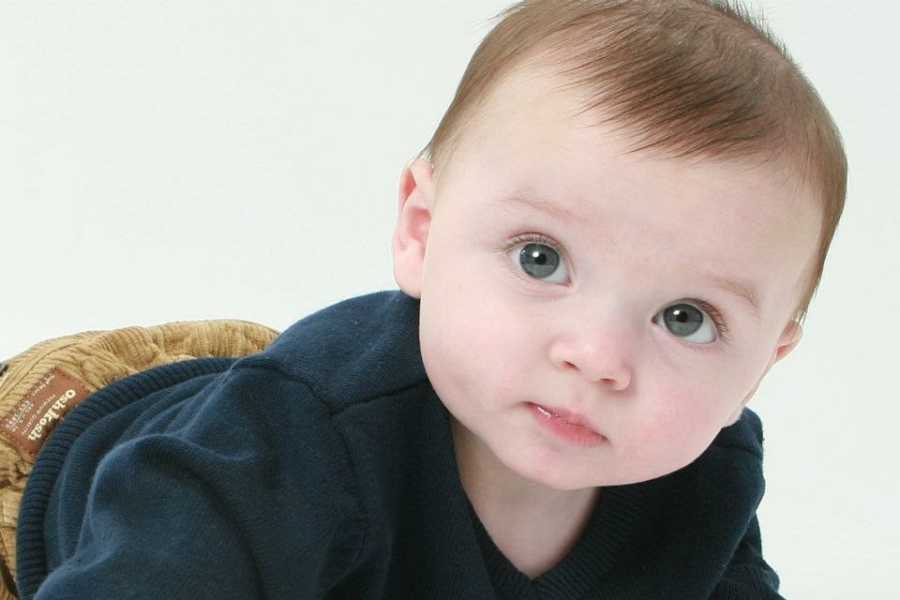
[495,192,763,319]
[700,273,762,320]
[499,192,579,224]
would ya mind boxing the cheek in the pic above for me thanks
[625,382,736,477]
[419,280,531,405]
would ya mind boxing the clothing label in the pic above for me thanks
[0,367,91,459]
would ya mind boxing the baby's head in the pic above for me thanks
[392,0,846,490]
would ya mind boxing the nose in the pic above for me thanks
[549,336,633,391]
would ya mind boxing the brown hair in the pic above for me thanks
[416,0,847,326]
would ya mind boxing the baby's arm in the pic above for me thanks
[34,435,269,598]
[23,367,365,599]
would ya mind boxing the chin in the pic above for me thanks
[507,451,601,491]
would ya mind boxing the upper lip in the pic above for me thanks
[533,402,604,435]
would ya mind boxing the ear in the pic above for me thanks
[392,158,437,299]
[722,319,803,426]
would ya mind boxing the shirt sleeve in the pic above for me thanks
[710,514,786,600]
[30,365,365,600]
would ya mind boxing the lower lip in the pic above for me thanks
[528,403,607,448]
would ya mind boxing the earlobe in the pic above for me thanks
[392,159,436,298]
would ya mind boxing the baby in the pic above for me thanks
[7,1,846,599]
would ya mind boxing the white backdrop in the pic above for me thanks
[1,1,897,597]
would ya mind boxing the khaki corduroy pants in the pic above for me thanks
[0,319,280,599]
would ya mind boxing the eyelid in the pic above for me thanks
[507,232,564,253]
[685,299,731,344]
[506,232,569,272]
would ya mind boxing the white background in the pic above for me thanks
[1,1,897,597]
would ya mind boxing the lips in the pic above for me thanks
[532,403,602,434]
[529,403,607,448]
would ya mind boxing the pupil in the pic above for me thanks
[665,304,702,336]
[520,243,559,278]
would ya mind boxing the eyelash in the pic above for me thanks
[504,232,732,344]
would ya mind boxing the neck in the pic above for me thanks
[450,414,601,577]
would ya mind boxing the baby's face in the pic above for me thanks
[395,66,820,489]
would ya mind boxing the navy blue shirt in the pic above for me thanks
[17,290,784,599]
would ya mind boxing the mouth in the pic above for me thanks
[528,402,607,447]
[532,403,599,430]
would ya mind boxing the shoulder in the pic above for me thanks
[243,290,430,413]
[682,407,767,507]
[651,407,768,531]
[31,357,359,490]
[711,407,764,460]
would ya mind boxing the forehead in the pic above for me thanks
[442,66,821,318]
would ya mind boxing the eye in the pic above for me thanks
[504,234,730,345]
[509,235,569,284]
[653,303,719,344]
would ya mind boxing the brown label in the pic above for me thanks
[0,368,91,459]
